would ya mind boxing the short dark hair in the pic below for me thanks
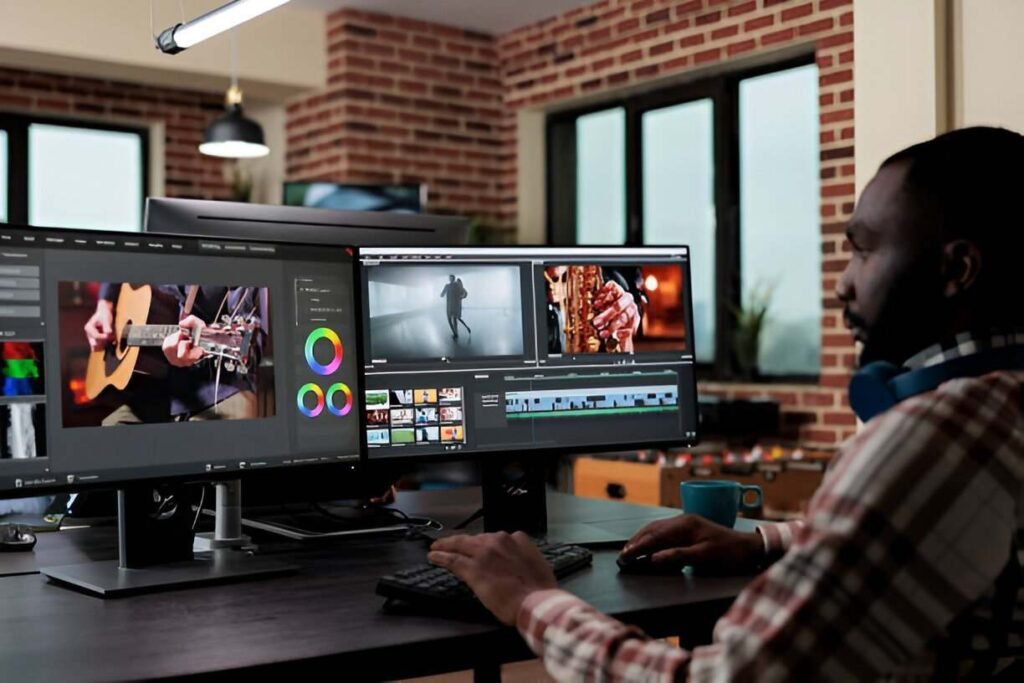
[881,126,1024,324]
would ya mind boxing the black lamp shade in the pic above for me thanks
[199,104,269,158]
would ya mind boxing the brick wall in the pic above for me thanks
[0,66,232,200]
[278,0,860,447]
[285,10,506,222]
[498,0,856,448]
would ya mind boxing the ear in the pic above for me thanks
[941,239,982,297]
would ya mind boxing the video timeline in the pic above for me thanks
[366,386,465,448]
[505,385,678,419]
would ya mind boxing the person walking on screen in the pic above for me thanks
[440,274,471,339]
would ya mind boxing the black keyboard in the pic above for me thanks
[377,540,593,608]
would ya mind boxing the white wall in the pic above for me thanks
[956,0,1024,132]
[853,0,948,196]
[0,0,325,102]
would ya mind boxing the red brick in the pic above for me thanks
[823,334,851,348]
[762,28,795,45]
[802,392,836,407]
[0,94,31,108]
[824,412,857,427]
[781,3,814,21]
[676,0,704,16]
[617,18,641,33]
[635,64,660,79]
[821,69,853,86]
[840,89,854,103]
[819,31,853,48]
[592,56,615,71]
[650,40,676,56]
[820,92,835,106]
[696,11,721,25]
[821,108,853,123]
[621,49,644,64]
[680,33,705,48]
[820,0,852,9]
[695,47,721,64]
[665,19,692,33]
[841,127,854,140]
[817,54,834,69]
[711,24,739,40]
[803,429,839,444]
[727,39,757,56]
[633,0,656,11]
[798,18,834,35]
[839,49,854,64]
[728,1,757,17]
[744,15,775,31]
[840,11,853,27]
[661,55,691,71]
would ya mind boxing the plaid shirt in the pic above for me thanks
[518,335,1024,681]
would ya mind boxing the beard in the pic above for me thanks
[855,263,948,368]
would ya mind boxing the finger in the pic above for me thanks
[99,318,113,336]
[427,551,474,580]
[651,545,706,567]
[177,339,191,361]
[431,534,482,557]
[594,294,632,327]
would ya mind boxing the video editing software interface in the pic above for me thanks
[358,247,698,459]
[0,226,361,495]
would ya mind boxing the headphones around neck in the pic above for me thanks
[848,345,1024,422]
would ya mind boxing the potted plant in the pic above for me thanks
[731,282,775,381]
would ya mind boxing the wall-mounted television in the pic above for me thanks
[283,182,425,213]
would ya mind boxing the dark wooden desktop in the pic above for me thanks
[0,490,753,681]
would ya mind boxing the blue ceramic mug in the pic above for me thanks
[680,480,762,528]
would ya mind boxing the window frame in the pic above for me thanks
[545,53,818,383]
[0,112,149,229]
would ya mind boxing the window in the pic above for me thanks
[0,114,147,231]
[547,58,821,380]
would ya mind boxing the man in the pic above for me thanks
[429,127,1024,680]
[84,284,266,424]
[440,274,470,339]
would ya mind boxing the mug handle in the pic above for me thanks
[740,485,762,512]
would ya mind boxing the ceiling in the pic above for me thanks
[292,0,597,33]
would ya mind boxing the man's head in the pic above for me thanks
[837,126,1024,366]
[449,274,455,282]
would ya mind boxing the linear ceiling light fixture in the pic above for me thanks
[157,0,291,54]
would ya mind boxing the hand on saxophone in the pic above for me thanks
[593,280,640,352]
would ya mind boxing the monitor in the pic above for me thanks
[284,182,425,213]
[0,223,362,594]
[357,246,699,461]
[144,198,468,247]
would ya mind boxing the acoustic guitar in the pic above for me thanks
[84,284,256,400]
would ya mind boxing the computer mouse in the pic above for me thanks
[616,553,682,575]
[0,524,37,552]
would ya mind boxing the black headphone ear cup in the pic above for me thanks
[849,361,903,423]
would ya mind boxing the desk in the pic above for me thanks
[0,490,752,682]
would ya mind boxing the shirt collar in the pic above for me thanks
[903,330,1024,370]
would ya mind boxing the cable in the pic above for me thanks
[452,506,484,530]
[192,485,207,531]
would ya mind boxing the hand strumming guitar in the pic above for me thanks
[161,315,207,368]
[84,300,116,352]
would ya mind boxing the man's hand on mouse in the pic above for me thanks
[620,514,765,574]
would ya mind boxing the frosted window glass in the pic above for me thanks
[576,108,625,244]
[642,99,715,362]
[740,64,821,376]
[0,131,7,223]
[29,124,143,231]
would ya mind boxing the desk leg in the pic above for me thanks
[473,661,501,683]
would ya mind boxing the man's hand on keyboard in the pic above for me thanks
[621,514,764,574]
[428,532,557,625]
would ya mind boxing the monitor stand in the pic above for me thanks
[40,485,295,598]
[477,459,634,548]
[480,459,548,534]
